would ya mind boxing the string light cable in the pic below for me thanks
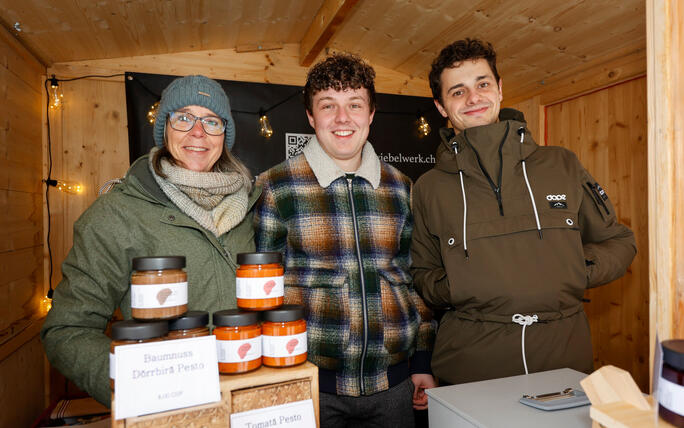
[130,74,435,139]
[43,73,124,303]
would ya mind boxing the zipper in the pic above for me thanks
[346,174,369,396]
[465,123,510,216]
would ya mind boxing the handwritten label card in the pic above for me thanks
[230,399,316,428]
[114,335,220,419]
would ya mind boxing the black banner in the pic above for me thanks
[125,72,444,182]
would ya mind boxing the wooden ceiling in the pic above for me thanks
[0,0,645,103]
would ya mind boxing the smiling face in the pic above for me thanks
[434,58,503,133]
[165,105,224,172]
[306,87,375,172]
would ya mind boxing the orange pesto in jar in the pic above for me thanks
[213,310,262,374]
[262,305,307,367]
[236,252,284,311]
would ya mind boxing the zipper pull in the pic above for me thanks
[494,187,504,216]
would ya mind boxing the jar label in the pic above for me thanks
[263,332,307,358]
[109,352,115,379]
[658,376,684,415]
[217,336,262,363]
[131,282,188,308]
[236,276,284,299]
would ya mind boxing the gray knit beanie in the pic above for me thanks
[153,75,236,151]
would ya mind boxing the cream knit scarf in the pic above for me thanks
[149,149,249,237]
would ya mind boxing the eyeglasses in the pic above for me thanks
[168,111,226,136]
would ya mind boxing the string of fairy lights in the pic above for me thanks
[131,75,433,139]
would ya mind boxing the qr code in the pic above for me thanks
[286,133,314,159]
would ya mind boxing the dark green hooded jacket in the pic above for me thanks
[410,112,636,384]
[41,155,261,406]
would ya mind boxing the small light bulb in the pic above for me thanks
[49,76,63,110]
[147,101,160,125]
[417,116,431,137]
[54,179,84,195]
[42,296,53,313]
[259,114,274,138]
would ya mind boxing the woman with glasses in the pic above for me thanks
[41,75,259,406]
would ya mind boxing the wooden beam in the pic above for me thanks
[646,0,684,386]
[48,44,431,97]
[299,0,360,67]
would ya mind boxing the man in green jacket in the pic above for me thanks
[410,38,636,385]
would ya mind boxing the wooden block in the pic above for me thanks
[580,365,650,411]
[112,362,319,427]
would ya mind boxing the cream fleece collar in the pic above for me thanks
[302,135,381,189]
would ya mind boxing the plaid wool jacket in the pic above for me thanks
[254,137,435,397]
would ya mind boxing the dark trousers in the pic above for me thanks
[319,378,415,428]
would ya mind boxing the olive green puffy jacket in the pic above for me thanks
[411,116,636,385]
[41,155,261,406]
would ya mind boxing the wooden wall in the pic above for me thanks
[0,25,47,427]
[546,77,649,390]
[647,0,684,363]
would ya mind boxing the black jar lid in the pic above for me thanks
[263,304,305,323]
[112,320,168,340]
[662,339,684,371]
[237,252,282,265]
[168,311,209,331]
[132,256,186,271]
[213,309,260,327]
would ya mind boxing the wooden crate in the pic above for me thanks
[112,361,319,427]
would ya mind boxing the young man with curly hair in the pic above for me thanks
[254,53,436,427]
[411,38,636,385]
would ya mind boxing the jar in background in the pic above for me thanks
[110,320,168,389]
[262,304,307,367]
[236,252,284,311]
[659,339,684,427]
[167,310,210,339]
[130,256,188,320]
[213,309,262,374]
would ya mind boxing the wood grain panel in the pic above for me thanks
[0,20,46,418]
[47,44,431,96]
[45,78,129,294]
[0,24,44,88]
[545,77,648,390]
[0,249,42,331]
[0,64,42,193]
[0,335,45,427]
[0,0,323,64]
[0,190,42,253]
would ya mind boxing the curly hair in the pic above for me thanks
[304,53,376,112]
[429,38,500,102]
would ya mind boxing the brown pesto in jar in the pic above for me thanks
[130,256,188,320]
[110,320,168,390]
[167,310,210,339]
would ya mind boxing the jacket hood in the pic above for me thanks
[435,108,538,175]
